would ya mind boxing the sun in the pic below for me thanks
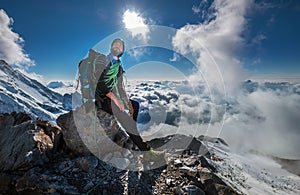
[122,10,146,29]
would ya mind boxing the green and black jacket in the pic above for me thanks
[96,54,128,107]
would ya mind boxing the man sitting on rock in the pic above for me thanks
[95,38,164,169]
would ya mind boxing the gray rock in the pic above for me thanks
[56,106,129,157]
[179,166,198,177]
[199,156,216,172]
[15,167,80,194]
[75,156,99,172]
[182,157,198,166]
[83,180,94,192]
[0,112,31,130]
[0,114,57,172]
[0,173,13,193]
[57,160,75,174]
[174,187,185,195]
[174,159,183,167]
[205,183,238,195]
[113,129,129,147]
[109,157,130,170]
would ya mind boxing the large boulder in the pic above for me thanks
[56,105,130,158]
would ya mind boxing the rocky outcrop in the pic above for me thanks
[153,153,238,195]
[56,104,132,156]
[0,112,61,172]
[0,112,65,194]
[0,111,240,195]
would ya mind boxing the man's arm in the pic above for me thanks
[106,91,125,112]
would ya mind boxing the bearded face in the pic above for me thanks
[110,41,124,58]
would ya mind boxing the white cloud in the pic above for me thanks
[192,5,201,14]
[191,0,213,21]
[221,89,300,159]
[122,10,150,43]
[0,9,34,68]
[172,0,254,95]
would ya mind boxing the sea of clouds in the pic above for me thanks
[127,80,300,160]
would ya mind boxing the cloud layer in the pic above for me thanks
[0,9,34,68]
[128,80,300,159]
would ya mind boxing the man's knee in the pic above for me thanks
[130,99,139,121]
[130,99,139,111]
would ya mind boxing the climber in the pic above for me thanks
[94,39,148,150]
[95,39,165,169]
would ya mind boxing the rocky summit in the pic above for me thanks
[0,107,240,195]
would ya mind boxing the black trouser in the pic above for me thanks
[97,97,149,151]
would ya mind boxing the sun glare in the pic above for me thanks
[122,10,146,29]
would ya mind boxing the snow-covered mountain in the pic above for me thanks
[0,60,72,122]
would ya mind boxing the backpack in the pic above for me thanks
[76,49,108,100]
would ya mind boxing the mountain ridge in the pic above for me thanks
[0,60,71,121]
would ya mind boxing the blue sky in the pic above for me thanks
[0,0,300,82]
